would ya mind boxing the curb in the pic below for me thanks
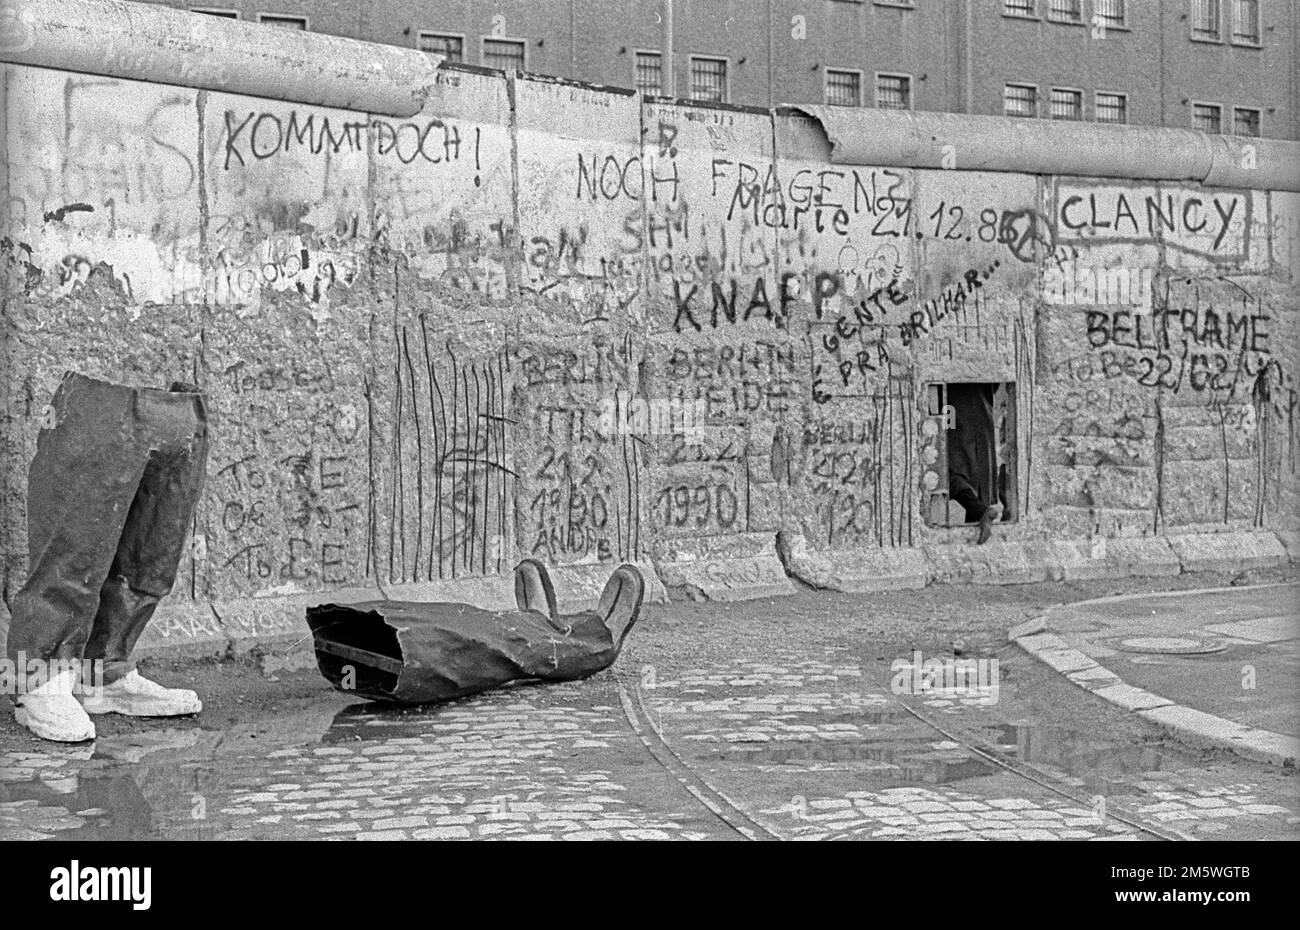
[775,529,1289,592]
[2,530,1291,674]
[1009,600,1300,768]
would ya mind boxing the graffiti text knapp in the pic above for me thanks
[1056,184,1249,259]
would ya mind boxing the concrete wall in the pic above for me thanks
[2,42,1297,653]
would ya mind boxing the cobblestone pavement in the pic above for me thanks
[635,654,1297,841]
[2,575,1298,841]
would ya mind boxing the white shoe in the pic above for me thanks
[14,669,96,743]
[82,670,202,718]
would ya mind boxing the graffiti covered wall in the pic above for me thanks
[2,58,1297,647]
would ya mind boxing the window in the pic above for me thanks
[1095,91,1128,124]
[483,38,526,71]
[1192,102,1223,132]
[1004,83,1038,117]
[1050,88,1083,120]
[418,33,464,63]
[192,7,239,17]
[258,13,307,29]
[922,383,1019,528]
[1048,0,1083,22]
[689,56,728,103]
[1004,0,1036,16]
[1093,0,1126,27]
[1231,0,1260,43]
[1233,106,1261,136]
[875,73,912,110]
[825,69,863,107]
[635,51,663,96]
[1191,0,1220,39]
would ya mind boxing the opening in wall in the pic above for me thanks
[921,382,1018,528]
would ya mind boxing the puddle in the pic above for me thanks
[700,719,1188,791]
[705,741,996,783]
[321,701,446,743]
[0,773,155,840]
[982,723,1184,794]
[822,710,906,725]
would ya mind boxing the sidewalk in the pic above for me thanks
[1012,584,1300,766]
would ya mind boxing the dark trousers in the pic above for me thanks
[8,373,208,685]
[950,479,989,524]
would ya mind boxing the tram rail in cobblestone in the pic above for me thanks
[616,673,782,841]
[616,648,1193,842]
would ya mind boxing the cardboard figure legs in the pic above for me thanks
[307,561,646,705]
[9,373,209,741]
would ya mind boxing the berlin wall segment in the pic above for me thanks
[1,58,1295,632]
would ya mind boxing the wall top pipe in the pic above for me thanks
[790,105,1300,193]
[2,0,1295,190]
[0,0,441,118]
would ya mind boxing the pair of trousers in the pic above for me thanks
[950,482,989,524]
[7,373,208,686]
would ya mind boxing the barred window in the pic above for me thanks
[1093,0,1126,26]
[258,13,307,29]
[690,56,728,103]
[875,73,911,110]
[635,51,663,96]
[1004,83,1038,117]
[1095,92,1128,124]
[418,33,464,63]
[825,69,862,107]
[1231,0,1260,43]
[1233,107,1261,136]
[1191,0,1220,38]
[483,38,526,71]
[1004,0,1036,16]
[1050,88,1083,120]
[1048,0,1082,22]
[1192,102,1223,133]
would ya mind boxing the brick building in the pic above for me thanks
[138,1,1300,141]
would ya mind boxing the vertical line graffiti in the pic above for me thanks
[382,322,513,583]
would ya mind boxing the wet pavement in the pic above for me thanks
[2,572,1298,841]
[1045,584,1300,738]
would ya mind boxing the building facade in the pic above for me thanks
[147,0,1297,140]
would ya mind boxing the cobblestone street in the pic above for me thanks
[2,572,1297,842]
